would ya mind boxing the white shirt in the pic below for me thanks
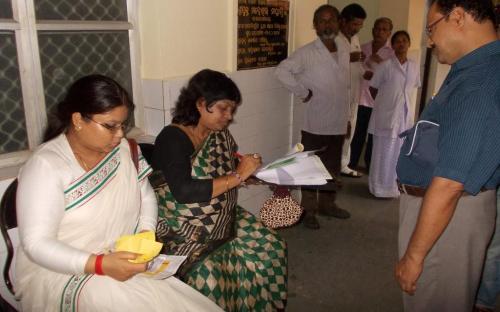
[359,40,394,108]
[275,37,350,135]
[337,33,364,119]
[368,56,421,138]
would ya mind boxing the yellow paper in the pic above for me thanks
[115,231,163,263]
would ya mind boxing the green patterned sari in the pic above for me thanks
[153,129,287,311]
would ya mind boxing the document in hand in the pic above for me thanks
[254,151,332,185]
[142,254,188,279]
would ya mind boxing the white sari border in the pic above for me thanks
[59,274,93,312]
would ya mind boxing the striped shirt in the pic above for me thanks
[396,40,500,195]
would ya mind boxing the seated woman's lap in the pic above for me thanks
[79,275,220,312]
[184,206,287,311]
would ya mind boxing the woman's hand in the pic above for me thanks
[236,153,262,180]
[86,252,147,281]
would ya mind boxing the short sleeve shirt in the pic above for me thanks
[396,40,500,195]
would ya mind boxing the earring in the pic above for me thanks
[75,125,82,131]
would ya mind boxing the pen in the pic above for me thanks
[234,152,243,159]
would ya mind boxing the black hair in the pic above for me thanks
[43,74,134,142]
[313,4,340,24]
[171,69,242,126]
[391,30,411,45]
[340,3,367,22]
[374,17,394,31]
[429,0,496,24]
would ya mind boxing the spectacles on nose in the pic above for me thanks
[86,117,129,134]
[426,11,451,36]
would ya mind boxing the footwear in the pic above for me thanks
[340,167,363,178]
[318,191,351,219]
[303,212,320,229]
[318,204,351,219]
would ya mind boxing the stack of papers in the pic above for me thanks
[255,150,332,185]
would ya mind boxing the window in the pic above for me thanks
[0,0,141,168]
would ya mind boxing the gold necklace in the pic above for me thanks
[189,126,209,148]
[74,153,90,171]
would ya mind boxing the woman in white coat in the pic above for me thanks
[367,31,421,197]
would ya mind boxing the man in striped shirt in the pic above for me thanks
[395,0,500,311]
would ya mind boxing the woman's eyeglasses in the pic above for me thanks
[86,117,130,134]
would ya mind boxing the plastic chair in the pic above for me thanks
[0,179,18,296]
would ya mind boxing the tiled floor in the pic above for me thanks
[278,175,404,311]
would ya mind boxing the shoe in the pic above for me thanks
[319,205,351,219]
[340,167,363,178]
[318,191,351,219]
[303,213,320,229]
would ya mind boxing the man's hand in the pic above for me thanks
[369,54,383,64]
[395,177,463,296]
[303,89,313,103]
[395,254,423,295]
[350,51,365,62]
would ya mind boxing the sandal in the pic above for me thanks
[340,168,363,178]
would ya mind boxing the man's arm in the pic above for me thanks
[275,52,310,101]
[395,176,464,295]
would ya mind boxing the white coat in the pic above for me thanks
[368,56,421,138]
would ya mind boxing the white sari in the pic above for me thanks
[15,135,222,312]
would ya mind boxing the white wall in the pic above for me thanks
[139,0,234,79]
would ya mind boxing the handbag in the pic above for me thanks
[260,186,303,229]
[127,138,139,171]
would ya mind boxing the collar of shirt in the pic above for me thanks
[361,40,394,60]
[338,33,361,51]
[450,40,500,75]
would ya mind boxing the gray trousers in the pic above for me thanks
[399,190,497,312]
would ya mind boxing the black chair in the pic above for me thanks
[0,179,18,296]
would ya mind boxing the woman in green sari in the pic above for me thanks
[151,69,287,311]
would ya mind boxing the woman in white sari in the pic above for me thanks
[15,75,222,312]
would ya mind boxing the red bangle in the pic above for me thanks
[95,254,105,275]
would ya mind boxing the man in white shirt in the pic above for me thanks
[349,17,394,172]
[275,4,351,229]
[337,3,367,178]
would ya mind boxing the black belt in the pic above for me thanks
[397,181,489,198]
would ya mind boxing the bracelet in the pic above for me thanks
[95,254,105,275]
[232,172,243,184]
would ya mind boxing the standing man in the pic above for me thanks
[349,17,394,173]
[338,3,367,178]
[275,4,351,229]
[395,0,500,311]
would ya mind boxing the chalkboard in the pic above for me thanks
[237,0,289,70]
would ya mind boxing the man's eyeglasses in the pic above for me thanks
[86,117,130,134]
[426,11,451,36]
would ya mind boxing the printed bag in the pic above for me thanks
[260,186,303,229]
